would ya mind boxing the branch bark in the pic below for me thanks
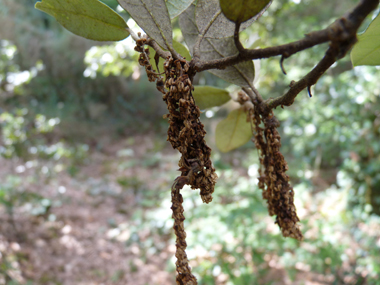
[195,0,378,72]
[262,0,379,111]
[192,0,379,112]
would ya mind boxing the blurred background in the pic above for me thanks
[0,0,379,284]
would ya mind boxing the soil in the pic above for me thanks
[0,135,177,285]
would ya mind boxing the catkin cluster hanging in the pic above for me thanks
[252,108,303,241]
[161,56,217,285]
[135,37,217,284]
[162,56,217,204]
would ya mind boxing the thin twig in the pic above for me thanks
[146,38,171,59]
[234,22,245,53]
[243,86,263,105]
[280,55,287,75]
[194,0,378,114]
[195,29,330,72]
[194,0,378,72]
[264,45,343,110]
[126,27,139,42]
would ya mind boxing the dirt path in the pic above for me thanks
[0,135,178,285]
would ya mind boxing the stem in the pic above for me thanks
[234,22,245,53]
[126,26,139,42]
[193,0,378,73]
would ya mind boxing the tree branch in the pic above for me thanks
[126,27,140,42]
[243,86,263,104]
[260,0,379,111]
[194,29,330,72]
[264,45,339,111]
[146,38,171,59]
[192,0,378,114]
[194,0,379,73]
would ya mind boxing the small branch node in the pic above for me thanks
[307,86,313,98]
[280,55,287,75]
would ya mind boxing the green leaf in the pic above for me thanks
[195,0,259,39]
[219,0,272,24]
[215,108,252,152]
[173,40,192,60]
[351,14,380,66]
[192,86,231,109]
[166,0,196,19]
[179,3,255,87]
[118,0,173,49]
[149,40,191,72]
[204,37,255,87]
[35,0,129,41]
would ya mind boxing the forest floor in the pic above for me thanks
[0,133,347,285]
[0,134,178,285]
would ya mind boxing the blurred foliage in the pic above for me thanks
[0,0,167,136]
[0,0,379,284]
[0,175,52,219]
[126,162,380,284]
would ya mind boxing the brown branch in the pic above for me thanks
[243,86,263,105]
[194,0,379,73]
[260,0,379,111]
[145,38,171,59]
[264,46,338,110]
[194,28,330,72]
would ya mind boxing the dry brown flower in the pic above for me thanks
[161,56,218,284]
[252,108,303,241]
[162,56,217,204]
[171,177,198,285]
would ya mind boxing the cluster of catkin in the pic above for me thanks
[252,108,303,240]
[162,56,217,204]
[134,36,159,82]
[161,56,218,284]
[133,46,218,283]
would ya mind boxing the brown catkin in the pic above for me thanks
[252,108,303,240]
[171,179,197,285]
[162,56,217,204]
[161,56,217,284]
[134,37,159,82]
[135,38,217,284]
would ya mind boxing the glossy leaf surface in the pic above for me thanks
[215,108,252,152]
[196,0,258,39]
[219,0,271,24]
[351,14,380,66]
[118,0,172,49]
[35,0,129,41]
[192,86,231,109]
